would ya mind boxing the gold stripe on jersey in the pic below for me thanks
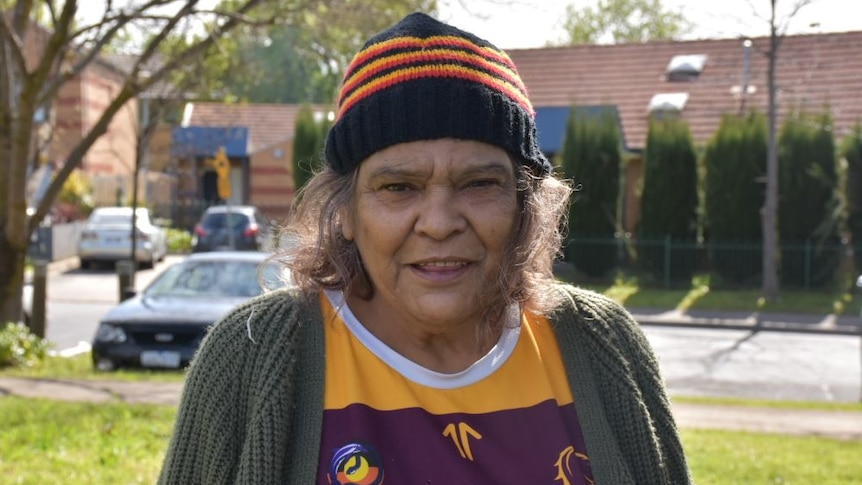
[321,294,574,414]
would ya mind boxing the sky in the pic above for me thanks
[437,0,862,49]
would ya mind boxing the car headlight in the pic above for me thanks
[95,323,128,343]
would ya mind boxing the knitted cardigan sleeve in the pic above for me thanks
[550,284,692,485]
[157,288,325,485]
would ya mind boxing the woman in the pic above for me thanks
[159,12,691,485]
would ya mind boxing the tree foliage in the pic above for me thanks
[558,108,621,278]
[841,123,862,272]
[292,105,329,190]
[638,116,698,284]
[0,0,288,325]
[703,112,766,285]
[559,0,691,45]
[181,0,437,103]
[777,109,842,288]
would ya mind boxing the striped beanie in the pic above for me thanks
[324,12,550,176]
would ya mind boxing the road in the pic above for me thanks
[39,255,862,403]
[644,326,861,403]
[42,256,182,352]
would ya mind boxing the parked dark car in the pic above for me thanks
[191,205,274,252]
[90,251,290,371]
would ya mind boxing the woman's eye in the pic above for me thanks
[466,179,497,188]
[382,183,412,192]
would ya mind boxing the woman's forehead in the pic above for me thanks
[360,139,515,178]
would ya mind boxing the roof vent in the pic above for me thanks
[648,92,689,114]
[666,54,707,81]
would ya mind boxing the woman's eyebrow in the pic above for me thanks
[365,159,513,179]
[366,164,422,179]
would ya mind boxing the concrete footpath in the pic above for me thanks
[1,375,861,441]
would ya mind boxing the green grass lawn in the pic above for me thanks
[0,397,175,484]
[1,353,186,382]
[1,396,860,484]
[566,271,862,315]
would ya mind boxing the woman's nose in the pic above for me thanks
[413,188,467,240]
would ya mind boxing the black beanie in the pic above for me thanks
[324,12,551,177]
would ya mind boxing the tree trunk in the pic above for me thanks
[0,28,30,325]
[762,0,780,301]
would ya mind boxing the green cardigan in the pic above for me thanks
[158,284,692,484]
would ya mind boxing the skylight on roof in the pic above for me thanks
[666,54,707,81]
[648,93,689,113]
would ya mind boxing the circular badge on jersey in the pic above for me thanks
[328,442,385,485]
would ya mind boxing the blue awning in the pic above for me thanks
[535,105,629,154]
[535,107,571,154]
[171,126,249,158]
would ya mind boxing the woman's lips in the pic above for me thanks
[410,260,471,281]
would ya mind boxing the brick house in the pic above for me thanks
[168,30,862,233]
[171,102,331,222]
[507,30,862,233]
[20,23,173,212]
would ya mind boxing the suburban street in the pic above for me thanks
[38,255,862,404]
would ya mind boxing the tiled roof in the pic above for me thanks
[508,30,862,150]
[185,102,332,154]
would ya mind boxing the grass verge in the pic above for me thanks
[0,397,175,484]
[1,396,859,484]
[0,354,186,382]
[681,428,862,485]
[567,271,862,315]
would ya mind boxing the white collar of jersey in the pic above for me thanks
[324,290,522,389]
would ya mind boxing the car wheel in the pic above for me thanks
[80,259,92,270]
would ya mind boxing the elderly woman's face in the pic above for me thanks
[343,138,519,328]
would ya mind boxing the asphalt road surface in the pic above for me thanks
[39,255,862,403]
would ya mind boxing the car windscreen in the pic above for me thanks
[202,213,250,230]
[144,260,284,298]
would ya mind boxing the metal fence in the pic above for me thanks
[150,199,218,232]
[564,236,857,291]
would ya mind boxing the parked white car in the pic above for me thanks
[78,207,167,269]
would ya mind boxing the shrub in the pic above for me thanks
[639,117,698,284]
[165,228,193,253]
[841,123,862,272]
[0,322,52,368]
[558,107,622,278]
[292,104,330,191]
[703,112,766,285]
[778,109,841,288]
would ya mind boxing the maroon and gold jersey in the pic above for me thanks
[318,291,594,485]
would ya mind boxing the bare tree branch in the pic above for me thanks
[0,12,28,76]
[31,0,268,231]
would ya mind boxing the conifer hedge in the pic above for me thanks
[558,109,621,278]
[292,105,328,191]
[778,110,842,288]
[702,112,766,285]
[638,117,698,284]
[842,123,862,272]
